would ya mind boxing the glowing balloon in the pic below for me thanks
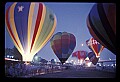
[86,37,104,58]
[5,2,57,61]
[50,32,76,64]
[86,3,116,54]
[72,50,87,60]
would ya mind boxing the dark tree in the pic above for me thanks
[12,46,22,61]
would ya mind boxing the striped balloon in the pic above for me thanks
[86,3,116,55]
[50,32,76,64]
[5,2,57,61]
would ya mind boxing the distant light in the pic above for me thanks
[35,56,38,60]
[87,62,92,67]
[70,60,73,63]
[7,55,9,58]
[66,61,68,63]
[54,59,56,62]
[99,64,101,66]
[71,60,73,62]
[111,64,114,66]
[79,59,83,65]
[11,56,14,58]
[81,44,84,46]
[73,62,76,65]
[109,58,111,60]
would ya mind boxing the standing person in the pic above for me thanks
[8,64,15,77]
[21,63,26,76]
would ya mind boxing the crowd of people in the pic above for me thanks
[5,61,31,77]
[5,60,67,77]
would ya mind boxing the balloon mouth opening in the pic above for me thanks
[22,54,34,62]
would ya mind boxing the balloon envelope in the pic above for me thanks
[86,37,104,58]
[50,32,76,64]
[88,52,99,65]
[86,3,116,55]
[72,50,87,60]
[5,2,57,61]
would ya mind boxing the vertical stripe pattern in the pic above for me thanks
[86,3,116,54]
[5,2,57,61]
[50,32,76,64]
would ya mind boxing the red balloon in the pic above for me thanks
[72,50,87,60]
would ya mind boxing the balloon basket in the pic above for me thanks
[24,61,31,65]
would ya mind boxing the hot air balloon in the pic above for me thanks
[5,2,57,62]
[86,3,116,55]
[50,32,76,64]
[88,52,99,65]
[86,37,104,58]
[72,50,87,60]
